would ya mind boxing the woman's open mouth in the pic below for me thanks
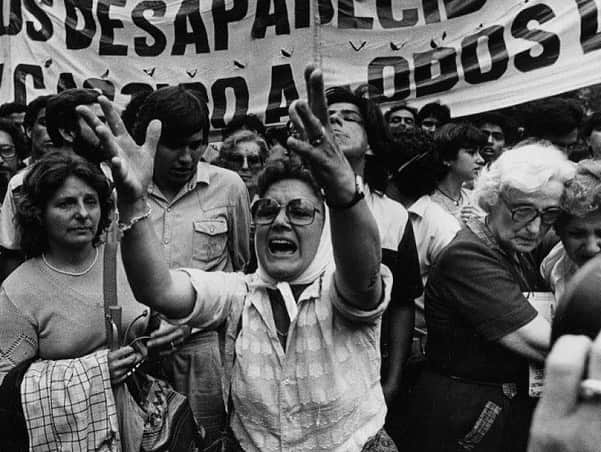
[268,239,298,255]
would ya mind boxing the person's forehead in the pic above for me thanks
[328,101,361,115]
[390,109,414,119]
[480,122,503,133]
[564,211,601,230]
[9,112,25,121]
[506,180,564,206]
[0,130,13,145]
[234,140,260,155]
[422,116,439,124]
[264,178,320,203]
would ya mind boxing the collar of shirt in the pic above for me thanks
[147,162,211,202]
[408,194,431,218]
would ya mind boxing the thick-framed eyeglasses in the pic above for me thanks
[252,198,321,226]
[0,145,16,159]
[500,195,562,226]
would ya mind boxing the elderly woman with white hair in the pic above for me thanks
[406,143,575,452]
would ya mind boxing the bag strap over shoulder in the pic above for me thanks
[103,238,121,351]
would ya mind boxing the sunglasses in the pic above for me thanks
[225,154,263,169]
[252,198,321,226]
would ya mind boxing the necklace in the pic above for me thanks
[436,187,462,206]
[42,247,99,276]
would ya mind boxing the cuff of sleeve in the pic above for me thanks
[330,264,393,323]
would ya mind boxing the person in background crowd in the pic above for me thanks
[431,122,486,222]
[327,86,423,446]
[77,64,397,451]
[541,159,601,302]
[521,97,584,155]
[473,111,518,165]
[581,111,601,160]
[528,331,601,452]
[407,143,574,452]
[22,95,55,165]
[132,85,251,448]
[417,102,451,134]
[0,102,27,134]
[222,113,266,141]
[385,105,418,140]
[216,129,269,200]
[0,119,27,178]
[0,152,146,385]
[385,127,460,378]
[0,90,108,283]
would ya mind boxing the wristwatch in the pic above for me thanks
[327,174,365,209]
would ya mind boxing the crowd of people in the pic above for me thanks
[0,67,601,452]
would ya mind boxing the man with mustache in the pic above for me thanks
[132,85,251,447]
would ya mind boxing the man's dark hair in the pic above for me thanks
[16,151,114,257]
[45,89,100,147]
[384,104,418,123]
[0,102,27,118]
[326,86,393,192]
[122,90,153,136]
[222,114,266,141]
[134,85,209,146]
[257,153,322,200]
[387,128,439,200]
[434,122,487,180]
[417,102,451,125]
[582,112,601,139]
[472,111,519,145]
[0,118,28,161]
[522,97,584,140]
[24,95,53,132]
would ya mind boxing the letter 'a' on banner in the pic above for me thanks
[2,0,601,125]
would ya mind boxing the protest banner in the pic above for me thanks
[1,0,601,125]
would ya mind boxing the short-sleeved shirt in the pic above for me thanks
[147,162,251,272]
[173,266,392,452]
[425,219,543,385]
[408,195,460,334]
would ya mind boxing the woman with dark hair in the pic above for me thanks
[0,152,147,385]
[0,118,27,200]
[431,122,486,222]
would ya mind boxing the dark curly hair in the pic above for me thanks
[257,153,322,201]
[434,122,487,180]
[16,152,114,257]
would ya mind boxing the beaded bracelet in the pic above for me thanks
[118,204,152,234]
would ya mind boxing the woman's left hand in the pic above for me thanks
[286,65,357,206]
[108,345,145,386]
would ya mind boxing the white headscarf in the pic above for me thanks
[254,209,333,323]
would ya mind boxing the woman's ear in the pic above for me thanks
[58,127,75,144]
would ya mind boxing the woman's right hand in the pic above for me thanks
[108,345,145,386]
[76,97,161,205]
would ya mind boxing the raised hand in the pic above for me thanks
[76,96,161,203]
[286,65,356,206]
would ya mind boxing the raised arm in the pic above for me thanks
[287,66,382,310]
[77,98,195,319]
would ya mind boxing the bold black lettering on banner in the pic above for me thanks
[443,0,486,19]
[0,0,23,36]
[461,25,508,84]
[121,83,154,99]
[211,77,250,128]
[14,64,44,104]
[98,0,128,55]
[376,0,417,28]
[172,0,210,54]
[252,0,291,38]
[422,0,440,24]
[575,0,601,54]
[319,0,334,24]
[338,0,373,29]
[57,73,77,92]
[295,0,310,28]
[414,47,458,97]
[213,0,248,50]
[266,64,299,124]
[133,1,167,57]
[65,0,96,50]
[24,0,53,41]
[511,4,560,72]
[367,56,410,101]
[83,78,116,100]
